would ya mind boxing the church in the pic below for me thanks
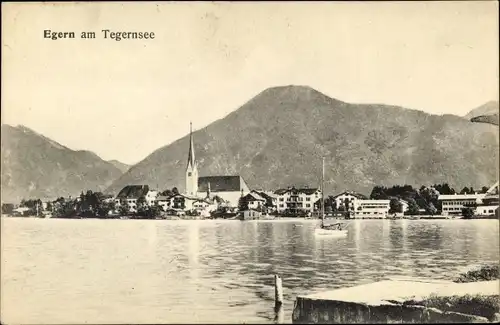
[185,123,250,207]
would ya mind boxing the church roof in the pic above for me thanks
[198,176,249,193]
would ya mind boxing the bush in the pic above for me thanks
[462,207,475,219]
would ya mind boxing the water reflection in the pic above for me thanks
[1,218,498,324]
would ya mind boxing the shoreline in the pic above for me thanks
[2,215,498,221]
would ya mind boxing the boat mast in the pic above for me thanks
[321,157,325,227]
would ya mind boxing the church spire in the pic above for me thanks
[185,122,199,196]
[187,122,196,169]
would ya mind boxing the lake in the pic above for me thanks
[1,218,499,324]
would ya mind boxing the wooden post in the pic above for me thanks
[274,274,284,324]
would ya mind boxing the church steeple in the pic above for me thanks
[187,122,196,169]
[185,122,198,196]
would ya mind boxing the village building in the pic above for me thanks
[330,190,390,218]
[274,187,322,214]
[145,190,159,206]
[155,195,170,211]
[240,191,266,210]
[352,199,391,218]
[439,181,499,216]
[438,193,485,216]
[250,190,278,212]
[114,185,154,213]
[331,191,368,212]
[400,199,409,213]
[184,123,250,207]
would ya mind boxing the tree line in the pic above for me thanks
[320,183,493,216]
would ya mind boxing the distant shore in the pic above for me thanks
[2,214,498,221]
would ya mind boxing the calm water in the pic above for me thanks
[1,218,499,324]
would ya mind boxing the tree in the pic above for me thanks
[405,198,420,215]
[53,198,78,218]
[460,187,471,194]
[118,204,130,216]
[389,199,403,214]
[161,189,173,197]
[137,195,147,215]
[172,187,179,195]
[2,203,14,214]
[238,196,249,211]
[481,186,490,194]
[426,202,438,215]
[370,186,389,200]
[148,205,162,218]
[98,200,115,218]
[434,183,455,195]
[462,207,475,219]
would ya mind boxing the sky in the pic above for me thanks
[2,1,499,165]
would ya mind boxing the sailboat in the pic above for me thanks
[315,157,349,237]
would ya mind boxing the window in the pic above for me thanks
[306,197,311,201]
[279,198,284,202]
[188,172,192,176]
[306,204,310,207]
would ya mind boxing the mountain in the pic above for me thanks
[1,125,124,203]
[107,85,499,196]
[108,160,130,173]
[464,101,499,120]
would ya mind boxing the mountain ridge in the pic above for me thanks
[1,124,125,203]
[108,160,130,173]
[106,85,499,196]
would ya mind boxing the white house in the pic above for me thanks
[250,190,278,212]
[438,193,485,216]
[400,199,409,213]
[145,190,158,206]
[155,195,171,211]
[332,191,368,212]
[241,192,266,210]
[475,205,498,216]
[274,187,322,214]
[353,199,391,218]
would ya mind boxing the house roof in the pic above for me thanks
[273,187,320,195]
[167,193,213,204]
[198,176,249,192]
[243,192,266,202]
[332,191,367,199]
[252,190,277,200]
[438,194,485,200]
[116,185,150,199]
